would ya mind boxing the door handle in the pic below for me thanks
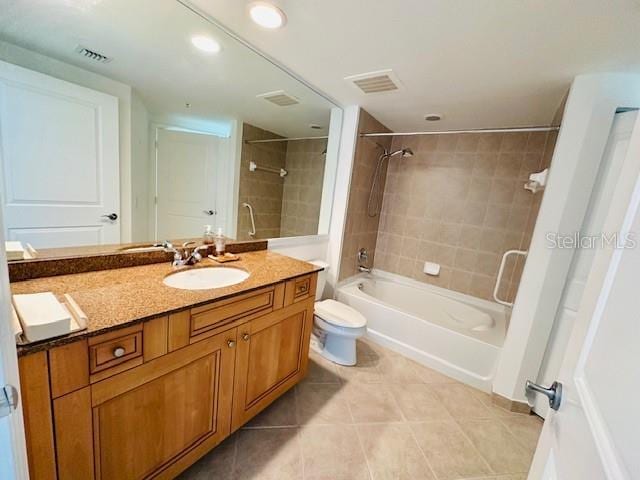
[203,209,216,216]
[525,380,563,411]
[101,213,118,221]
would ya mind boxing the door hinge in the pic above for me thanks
[0,385,19,418]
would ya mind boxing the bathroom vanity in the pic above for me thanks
[13,250,320,479]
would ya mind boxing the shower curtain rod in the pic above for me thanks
[359,125,560,137]
[245,135,328,144]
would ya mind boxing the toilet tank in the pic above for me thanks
[308,259,330,301]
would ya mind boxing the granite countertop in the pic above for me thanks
[12,250,322,355]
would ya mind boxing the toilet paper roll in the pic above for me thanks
[423,261,441,276]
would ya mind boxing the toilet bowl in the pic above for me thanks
[309,260,367,366]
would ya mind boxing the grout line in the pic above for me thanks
[342,368,374,480]
[452,419,496,475]
[406,422,440,480]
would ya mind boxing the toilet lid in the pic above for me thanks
[314,300,367,328]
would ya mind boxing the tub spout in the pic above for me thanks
[358,266,372,273]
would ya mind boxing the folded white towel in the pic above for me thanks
[13,292,72,342]
[6,241,25,261]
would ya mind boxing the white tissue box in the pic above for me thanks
[13,292,72,342]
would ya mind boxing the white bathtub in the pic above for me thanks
[337,270,508,391]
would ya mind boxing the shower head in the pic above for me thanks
[388,147,414,158]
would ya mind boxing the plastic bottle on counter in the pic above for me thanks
[214,227,226,256]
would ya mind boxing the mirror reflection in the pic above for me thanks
[0,0,339,260]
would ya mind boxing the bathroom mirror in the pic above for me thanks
[0,0,341,260]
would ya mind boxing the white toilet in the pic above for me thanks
[309,260,367,366]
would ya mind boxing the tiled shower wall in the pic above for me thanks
[237,123,286,240]
[373,130,556,302]
[280,138,327,237]
[238,124,327,240]
[339,110,392,280]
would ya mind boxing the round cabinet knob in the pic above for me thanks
[242,333,250,342]
[227,340,236,348]
[113,347,126,358]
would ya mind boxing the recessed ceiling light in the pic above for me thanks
[425,113,443,121]
[191,35,221,54]
[249,2,287,29]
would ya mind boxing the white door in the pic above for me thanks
[156,128,220,240]
[529,112,640,479]
[0,207,29,479]
[0,60,120,248]
[533,110,639,417]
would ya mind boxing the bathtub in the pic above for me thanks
[337,270,508,391]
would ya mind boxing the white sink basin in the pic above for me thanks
[163,267,250,290]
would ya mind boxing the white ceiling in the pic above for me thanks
[0,0,335,138]
[189,0,640,132]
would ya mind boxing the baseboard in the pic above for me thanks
[491,392,531,414]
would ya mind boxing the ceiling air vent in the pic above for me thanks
[344,69,401,94]
[257,90,300,107]
[75,45,112,64]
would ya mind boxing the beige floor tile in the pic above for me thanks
[377,355,425,384]
[300,424,371,480]
[335,354,384,384]
[391,383,451,421]
[296,383,352,425]
[434,383,494,419]
[458,419,533,474]
[244,387,297,428]
[410,420,492,480]
[357,338,392,359]
[234,427,302,480]
[500,415,544,452]
[467,475,527,480]
[410,361,460,384]
[303,353,342,384]
[345,383,403,423]
[357,423,435,480]
[177,432,237,480]
[467,389,526,418]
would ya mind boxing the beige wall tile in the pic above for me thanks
[337,111,557,302]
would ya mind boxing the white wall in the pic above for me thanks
[493,73,640,404]
[130,91,150,242]
[325,106,360,297]
[0,41,134,242]
[267,105,358,300]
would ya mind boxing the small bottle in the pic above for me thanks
[214,227,226,256]
[203,225,214,245]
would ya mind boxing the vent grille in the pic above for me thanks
[344,69,401,94]
[75,45,112,64]
[257,90,300,107]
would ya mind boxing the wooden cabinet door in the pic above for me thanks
[232,299,313,430]
[90,329,237,480]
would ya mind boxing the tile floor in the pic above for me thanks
[179,339,542,480]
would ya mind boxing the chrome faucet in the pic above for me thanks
[163,241,209,267]
[357,248,372,273]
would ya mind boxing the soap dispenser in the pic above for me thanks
[203,225,214,245]
[214,227,226,256]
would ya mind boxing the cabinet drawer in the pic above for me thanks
[89,325,143,377]
[284,273,317,305]
[191,286,276,337]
